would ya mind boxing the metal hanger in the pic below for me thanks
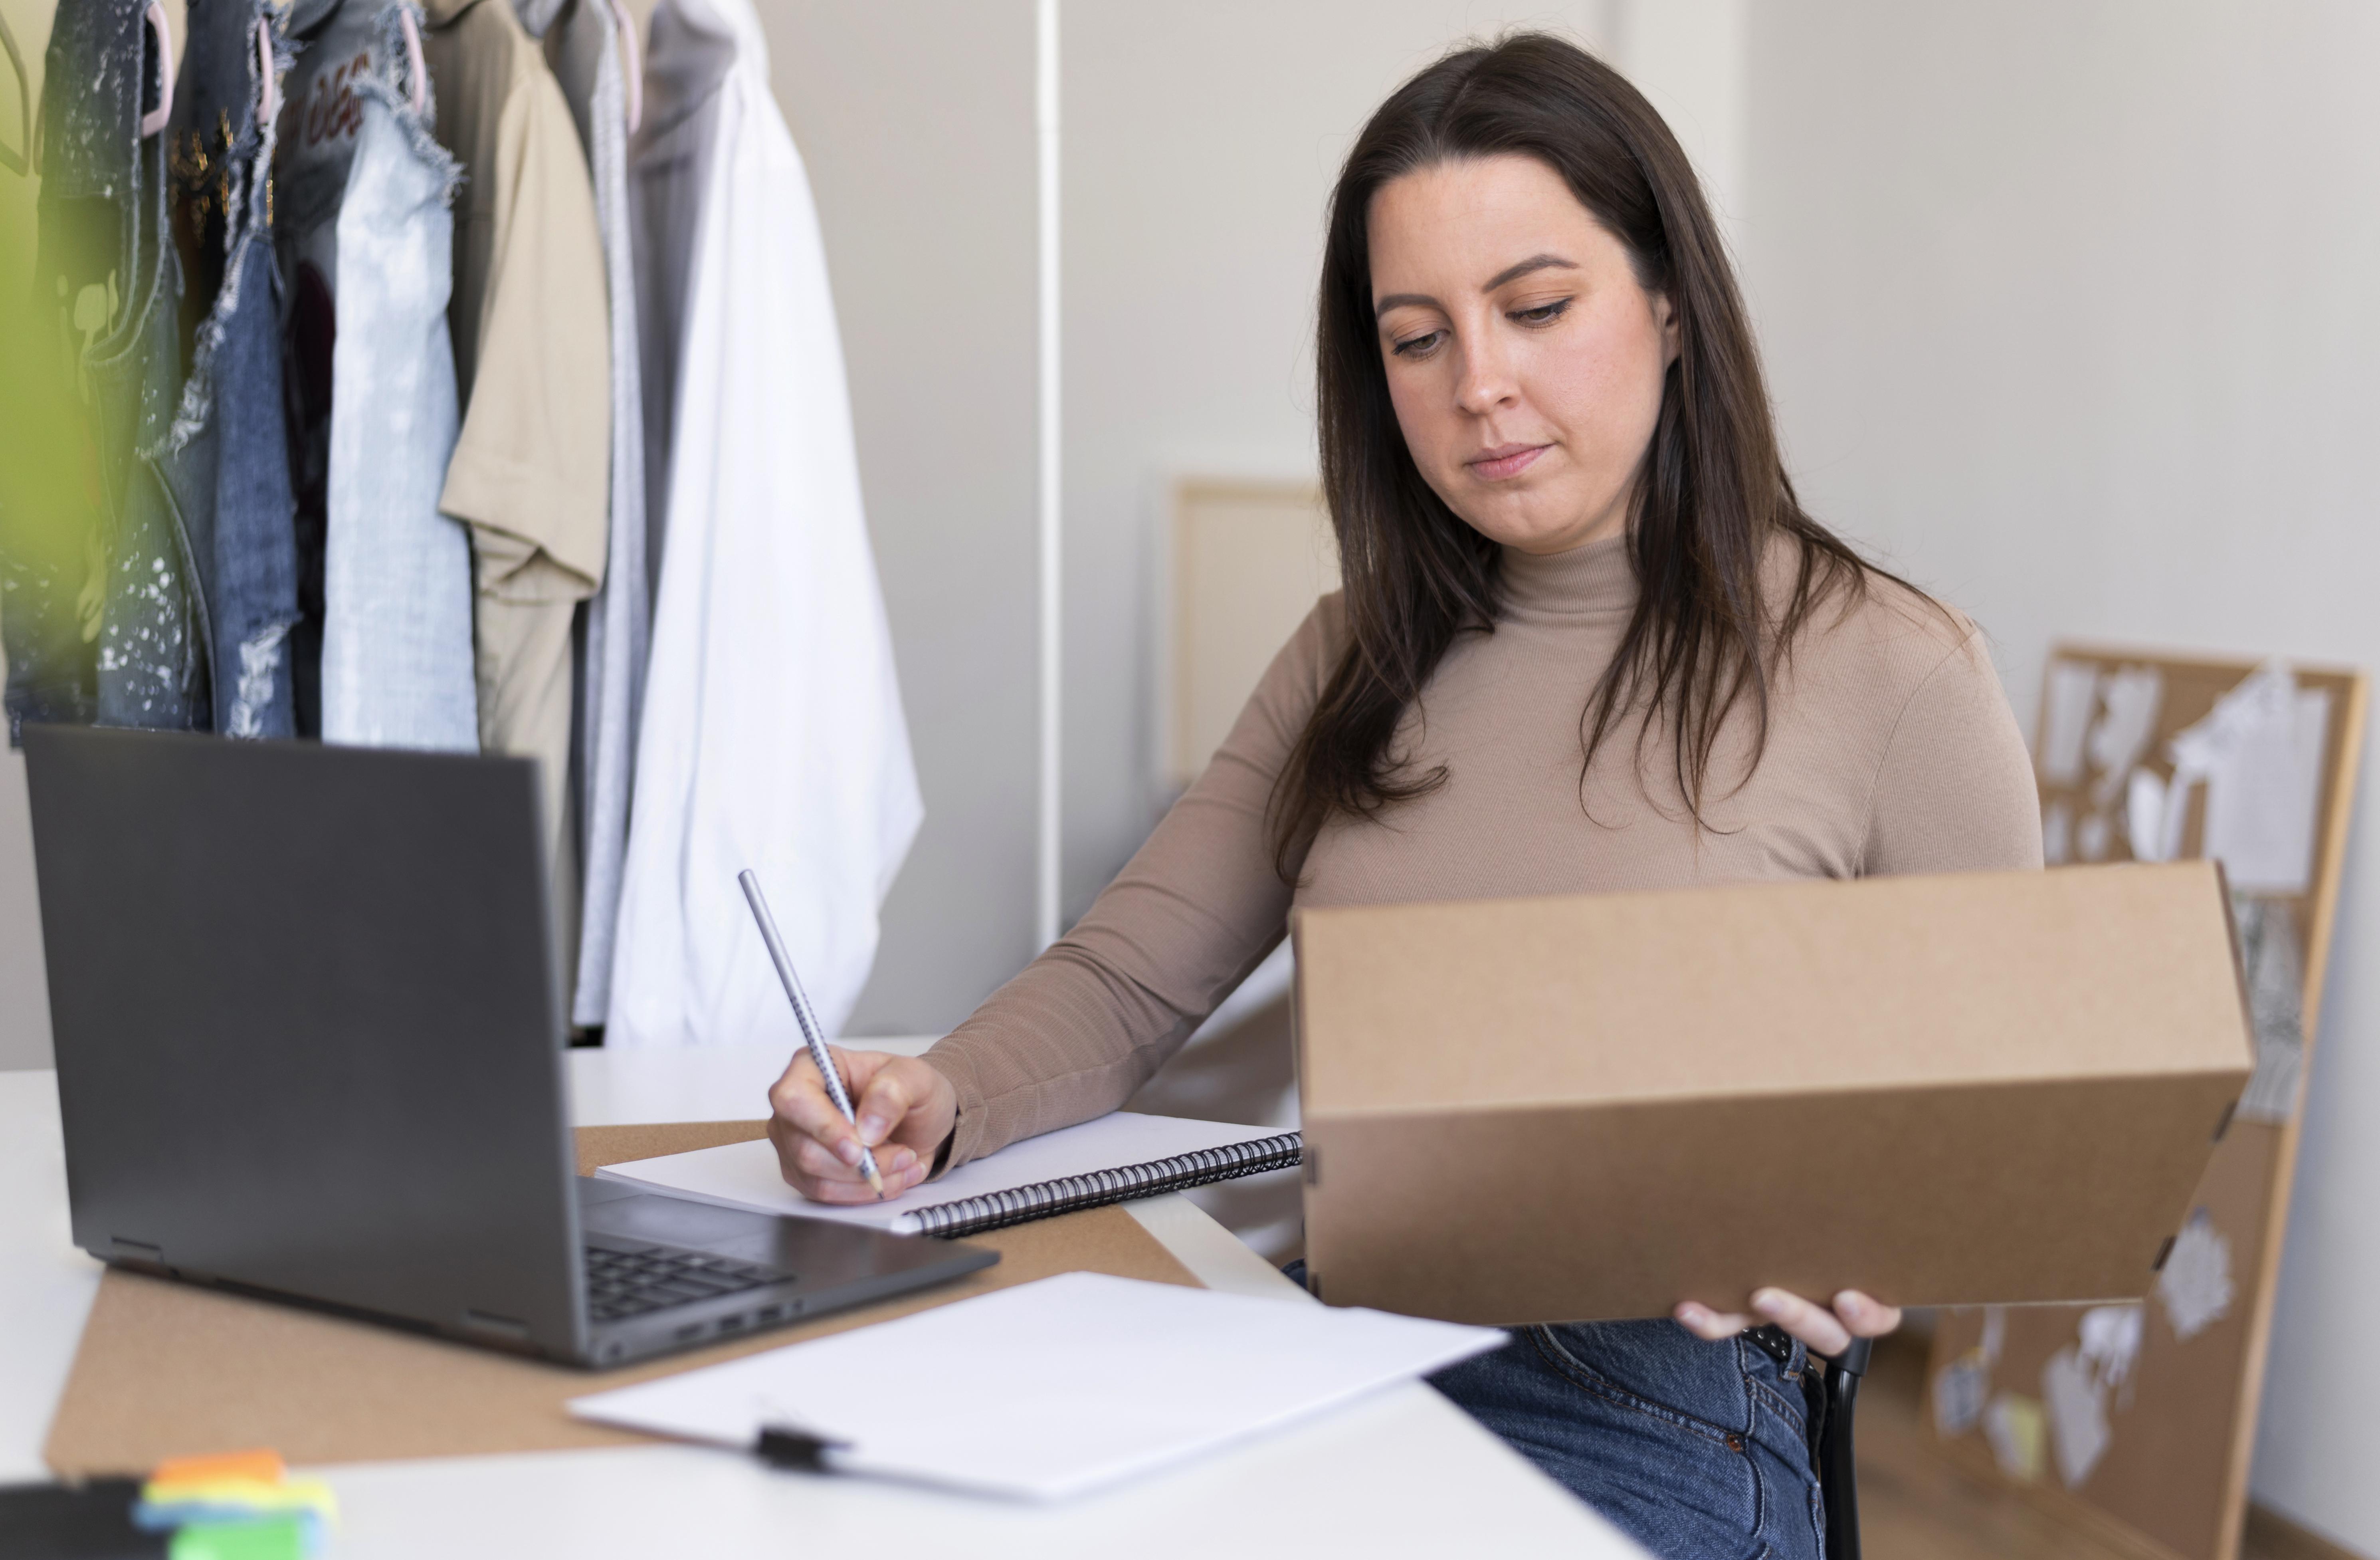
[607,0,639,133]
[0,6,29,174]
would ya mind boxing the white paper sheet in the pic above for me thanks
[568,1271,1507,1501]
[595,1111,1292,1231]
[2076,810,2112,862]
[1932,1350,1989,1438]
[2039,661,2101,785]
[2126,768,2170,862]
[2164,665,2332,896]
[2077,1304,2143,1393]
[2041,800,2073,864]
[2156,1210,2235,1342]
[2087,666,2164,806]
[2041,1345,2111,1489]
[2235,896,2309,1124]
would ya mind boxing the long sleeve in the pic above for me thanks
[1859,626,2045,875]
[926,595,1348,1169]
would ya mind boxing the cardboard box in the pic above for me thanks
[1293,862,2253,1325]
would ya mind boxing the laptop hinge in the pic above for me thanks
[460,1309,532,1341]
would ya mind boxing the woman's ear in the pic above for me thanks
[1655,290,1682,367]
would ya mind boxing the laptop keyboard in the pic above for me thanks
[584,1245,791,1323]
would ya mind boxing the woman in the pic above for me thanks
[768,32,2040,1559]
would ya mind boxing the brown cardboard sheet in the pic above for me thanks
[44,1121,1199,1477]
[1295,862,2253,1325]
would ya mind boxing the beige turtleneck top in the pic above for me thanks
[925,533,2044,1168]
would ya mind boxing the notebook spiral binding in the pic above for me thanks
[903,1133,1305,1239]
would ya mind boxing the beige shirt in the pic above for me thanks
[420,0,611,989]
[927,533,2044,1168]
[421,0,612,599]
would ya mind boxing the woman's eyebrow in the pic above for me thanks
[1482,253,1578,290]
[1373,254,1580,318]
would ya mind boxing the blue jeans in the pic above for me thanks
[156,0,302,739]
[1286,1264,1825,1560]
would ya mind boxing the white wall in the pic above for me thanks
[1737,3,2380,1550]
[758,0,1044,1037]
[1057,0,1622,910]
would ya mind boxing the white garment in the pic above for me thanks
[516,0,652,1026]
[606,0,921,1047]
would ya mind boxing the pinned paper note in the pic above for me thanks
[2126,768,2171,862]
[2087,666,2165,807]
[2077,1304,2144,1396]
[2042,800,2073,864]
[2077,811,2111,862]
[1980,1304,2006,1367]
[2157,1210,2235,1342]
[1984,1392,2047,1481]
[2035,1303,2144,1490]
[2039,661,2101,785]
[1933,1349,1990,1437]
[2233,895,2308,1125]
[2042,1346,2112,1489]
[2163,662,2330,896]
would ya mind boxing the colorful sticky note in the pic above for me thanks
[168,1516,307,1560]
[150,1451,286,1487]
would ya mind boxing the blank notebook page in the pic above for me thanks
[568,1271,1506,1500]
[593,1111,1289,1231]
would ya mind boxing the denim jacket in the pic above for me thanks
[6,0,205,738]
[274,0,478,750]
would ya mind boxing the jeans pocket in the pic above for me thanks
[1528,1324,1750,1449]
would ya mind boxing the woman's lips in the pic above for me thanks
[1467,443,1549,480]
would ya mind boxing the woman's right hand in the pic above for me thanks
[766,1048,957,1204]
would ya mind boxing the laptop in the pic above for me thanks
[22,725,994,1368]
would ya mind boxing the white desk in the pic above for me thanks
[0,1059,1641,1556]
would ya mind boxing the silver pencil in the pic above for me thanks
[739,869,886,1199]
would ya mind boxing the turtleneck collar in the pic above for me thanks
[1497,530,1638,624]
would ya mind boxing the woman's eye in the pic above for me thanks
[1511,298,1572,325]
[1390,330,1444,358]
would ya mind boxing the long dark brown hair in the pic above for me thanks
[1272,32,1897,877]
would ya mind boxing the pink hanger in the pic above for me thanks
[608,0,640,134]
[254,16,278,125]
[139,1,174,139]
[396,4,428,118]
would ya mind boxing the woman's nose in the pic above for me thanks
[1453,336,1519,415]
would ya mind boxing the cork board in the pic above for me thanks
[1924,647,2367,1560]
[43,1120,1202,1476]
[1170,478,1338,788]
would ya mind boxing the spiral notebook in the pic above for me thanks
[594,1111,1303,1239]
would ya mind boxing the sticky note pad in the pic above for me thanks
[168,1517,307,1560]
[151,1451,286,1486]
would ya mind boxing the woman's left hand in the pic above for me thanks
[1673,1288,1901,1358]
